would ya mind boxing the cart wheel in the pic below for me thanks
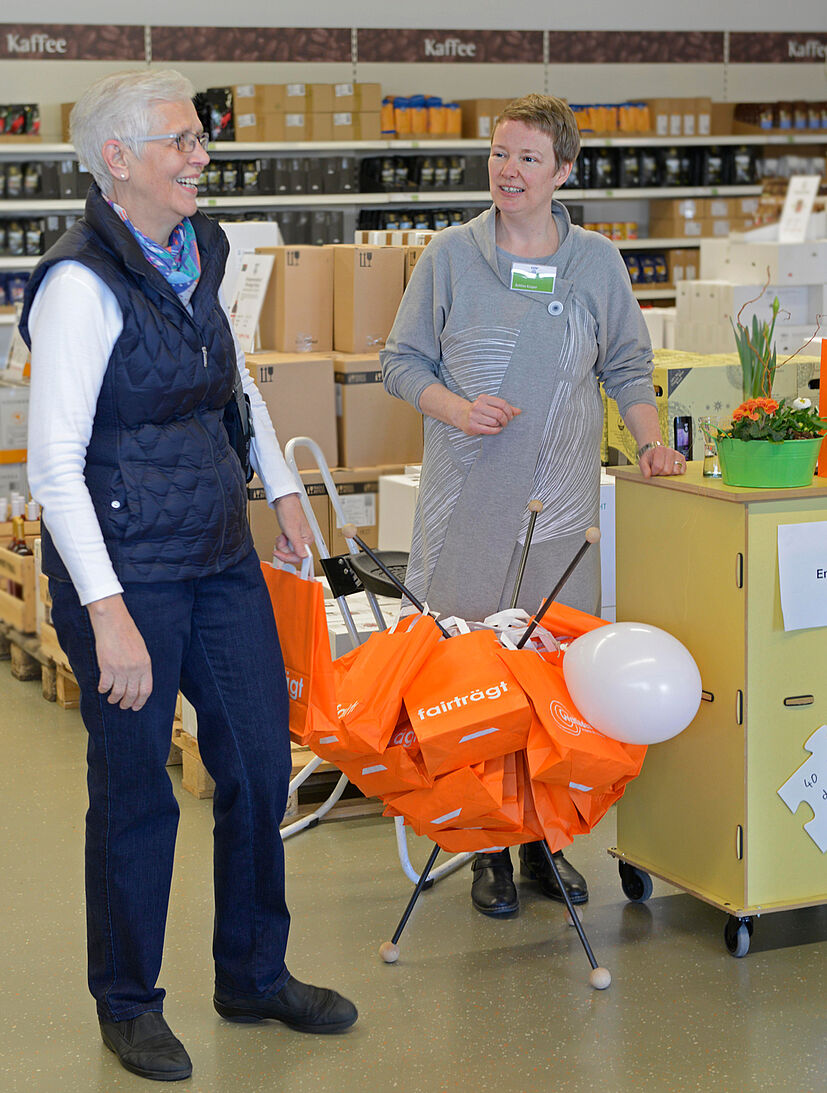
[618,861,653,903]
[724,916,753,958]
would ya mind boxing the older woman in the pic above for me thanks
[20,70,356,1083]
[381,93,685,920]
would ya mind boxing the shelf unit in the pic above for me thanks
[1,132,824,297]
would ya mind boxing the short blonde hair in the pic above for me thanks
[493,93,580,166]
[70,69,195,195]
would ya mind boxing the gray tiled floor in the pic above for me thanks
[2,665,826,1093]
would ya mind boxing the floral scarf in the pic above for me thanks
[107,198,201,296]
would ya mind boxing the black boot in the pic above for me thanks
[99,1011,192,1081]
[470,848,519,917]
[519,841,589,905]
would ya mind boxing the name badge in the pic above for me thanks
[510,262,557,294]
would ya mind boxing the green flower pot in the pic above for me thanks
[717,435,824,488]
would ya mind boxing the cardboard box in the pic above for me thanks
[649,216,705,239]
[0,383,28,458]
[404,245,428,285]
[331,245,405,354]
[259,113,286,142]
[233,111,262,141]
[245,352,337,470]
[721,242,827,286]
[307,113,333,141]
[257,83,309,112]
[607,351,799,464]
[668,249,699,285]
[695,97,712,138]
[644,98,668,137]
[332,82,356,111]
[357,112,382,141]
[456,98,509,139]
[331,112,356,141]
[232,84,258,115]
[306,84,334,112]
[333,353,424,467]
[255,246,334,354]
[355,83,383,112]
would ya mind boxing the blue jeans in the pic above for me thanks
[49,549,292,1021]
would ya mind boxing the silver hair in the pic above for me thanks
[70,69,196,195]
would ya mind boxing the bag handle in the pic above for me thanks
[270,549,314,582]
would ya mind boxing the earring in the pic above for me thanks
[121,174,126,179]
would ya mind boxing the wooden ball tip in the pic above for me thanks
[379,941,400,964]
[589,966,612,990]
[585,526,601,544]
[527,499,544,513]
[342,523,358,539]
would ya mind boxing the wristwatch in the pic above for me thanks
[636,440,663,461]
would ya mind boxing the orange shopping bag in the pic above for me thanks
[501,647,646,793]
[260,558,337,746]
[529,780,588,854]
[336,711,432,797]
[335,613,443,756]
[389,761,507,838]
[403,629,532,778]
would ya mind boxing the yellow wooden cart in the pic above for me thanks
[608,464,827,956]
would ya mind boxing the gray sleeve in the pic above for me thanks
[380,244,451,411]
[592,242,656,418]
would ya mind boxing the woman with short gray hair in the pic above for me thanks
[21,68,357,1083]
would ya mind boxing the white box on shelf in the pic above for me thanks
[378,471,420,552]
[723,242,827,286]
[661,308,677,350]
[642,309,664,349]
[698,239,732,281]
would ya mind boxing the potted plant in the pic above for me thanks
[713,286,825,488]
[715,396,827,487]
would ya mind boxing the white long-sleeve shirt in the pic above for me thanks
[27,260,297,605]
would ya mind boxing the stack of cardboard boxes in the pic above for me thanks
[649,196,760,240]
[245,242,426,567]
[232,83,382,143]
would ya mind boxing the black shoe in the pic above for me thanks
[99,1011,192,1082]
[214,974,357,1033]
[519,842,589,905]
[470,849,519,917]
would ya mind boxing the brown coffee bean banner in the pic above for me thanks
[0,24,145,60]
[729,32,827,64]
[1,25,825,64]
[150,26,352,63]
[355,29,543,64]
[546,31,723,64]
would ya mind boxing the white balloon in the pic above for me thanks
[562,622,702,745]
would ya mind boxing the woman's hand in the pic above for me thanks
[638,443,686,478]
[87,594,153,711]
[456,394,522,436]
[273,493,315,564]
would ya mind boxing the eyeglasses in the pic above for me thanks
[134,131,210,153]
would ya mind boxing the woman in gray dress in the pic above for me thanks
[381,92,685,918]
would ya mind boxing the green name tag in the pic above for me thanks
[510,262,557,294]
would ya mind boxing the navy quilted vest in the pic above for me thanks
[19,183,253,586]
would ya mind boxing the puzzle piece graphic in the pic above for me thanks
[778,724,827,853]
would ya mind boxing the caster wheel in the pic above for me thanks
[724,916,753,958]
[619,861,653,903]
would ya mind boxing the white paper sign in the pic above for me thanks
[778,724,827,852]
[778,175,821,243]
[227,254,274,353]
[777,521,827,631]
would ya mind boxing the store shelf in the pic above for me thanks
[618,238,701,250]
[0,257,38,270]
[2,133,826,160]
[633,287,679,300]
